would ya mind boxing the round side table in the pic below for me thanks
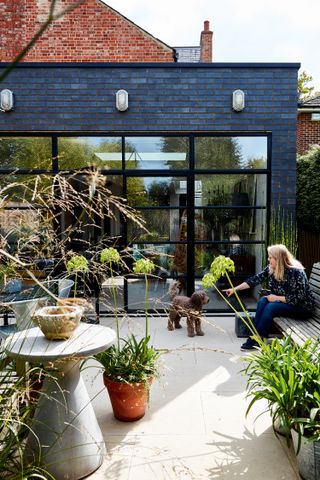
[5,323,116,480]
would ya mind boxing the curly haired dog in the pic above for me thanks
[168,284,210,337]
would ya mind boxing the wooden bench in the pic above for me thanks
[273,262,320,346]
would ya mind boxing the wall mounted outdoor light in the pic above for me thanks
[0,89,14,112]
[232,89,245,112]
[116,89,128,112]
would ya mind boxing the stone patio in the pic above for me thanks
[83,314,300,480]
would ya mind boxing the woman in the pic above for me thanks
[223,244,315,350]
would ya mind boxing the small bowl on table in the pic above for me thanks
[33,305,84,340]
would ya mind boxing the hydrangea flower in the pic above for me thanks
[201,273,217,289]
[67,255,89,273]
[133,258,155,275]
[210,255,235,278]
[100,247,120,265]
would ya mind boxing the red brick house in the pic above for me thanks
[0,0,212,63]
[297,94,320,155]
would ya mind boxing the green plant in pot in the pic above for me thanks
[94,250,161,422]
[242,337,320,480]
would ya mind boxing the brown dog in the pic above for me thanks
[168,285,210,337]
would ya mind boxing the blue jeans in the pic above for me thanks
[252,297,310,337]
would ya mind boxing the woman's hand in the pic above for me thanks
[266,294,285,303]
[222,288,235,297]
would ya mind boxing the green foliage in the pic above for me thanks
[94,254,161,386]
[0,362,54,479]
[297,145,320,232]
[298,70,314,100]
[95,335,160,384]
[269,205,298,256]
[242,337,320,446]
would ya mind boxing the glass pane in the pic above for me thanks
[0,173,52,203]
[130,243,187,275]
[127,278,173,310]
[195,174,267,207]
[194,279,259,311]
[127,176,187,206]
[125,137,189,170]
[195,208,266,241]
[195,136,267,169]
[195,243,264,279]
[128,209,186,242]
[0,174,54,254]
[0,137,52,169]
[100,276,124,311]
[58,137,122,169]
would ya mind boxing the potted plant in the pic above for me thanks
[94,249,161,422]
[242,337,320,480]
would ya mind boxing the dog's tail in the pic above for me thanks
[168,280,182,300]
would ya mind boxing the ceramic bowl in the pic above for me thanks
[33,305,83,340]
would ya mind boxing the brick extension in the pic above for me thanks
[0,0,175,63]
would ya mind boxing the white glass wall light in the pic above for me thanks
[116,89,128,112]
[0,89,14,112]
[232,89,245,112]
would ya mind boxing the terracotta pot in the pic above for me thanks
[103,373,153,422]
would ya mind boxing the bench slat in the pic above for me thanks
[273,318,311,346]
[275,317,320,338]
[273,262,320,345]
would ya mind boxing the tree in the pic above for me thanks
[297,145,320,232]
[298,70,314,100]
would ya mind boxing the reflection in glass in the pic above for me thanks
[195,174,267,207]
[58,137,122,169]
[127,278,173,310]
[0,174,54,254]
[127,209,186,242]
[125,137,189,170]
[100,276,124,310]
[195,136,267,169]
[130,243,187,275]
[195,208,266,242]
[0,137,52,170]
[127,176,187,207]
[195,243,264,279]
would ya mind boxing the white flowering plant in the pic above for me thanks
[202,255,259,340]
[95,254,161,384]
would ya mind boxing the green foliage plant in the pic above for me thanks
[66,255,89,297]
[100,247,121,350]
[297,145,320,233]
[201,255,259,342]
[242,337,320,451]
[0,361,55,479]
[269,205,298,256]
[95,256,161,385]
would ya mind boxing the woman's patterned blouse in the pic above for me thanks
[246,266,315,313]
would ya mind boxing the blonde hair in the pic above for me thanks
[267,244,303,281]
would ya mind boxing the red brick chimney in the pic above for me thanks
[200,20,213,62]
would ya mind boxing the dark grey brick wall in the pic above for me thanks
[0,62,299,210]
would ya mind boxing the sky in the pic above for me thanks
[102,0,320,92]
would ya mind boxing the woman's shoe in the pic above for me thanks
[240,338,259,351]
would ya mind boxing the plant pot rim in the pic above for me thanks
[103,371,153,386]
[35,305,83,317]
